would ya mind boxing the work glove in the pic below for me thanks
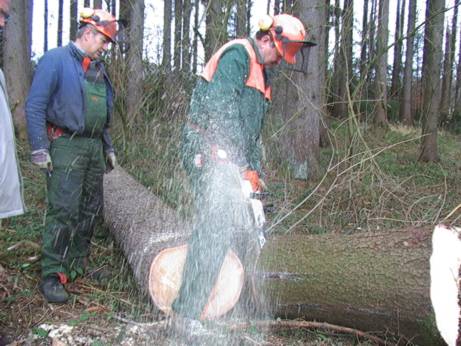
[243,170,266,192]
[105,151,116,172]
[31,149,53,171]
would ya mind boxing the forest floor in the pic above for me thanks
[1,123,460,346]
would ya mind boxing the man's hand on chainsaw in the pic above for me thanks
[243,169,266,192]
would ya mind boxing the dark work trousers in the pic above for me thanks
[41,135,105,278]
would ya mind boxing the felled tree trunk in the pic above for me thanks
[103,167,442,344]
[257,230,440,344]
[103,167,190,291]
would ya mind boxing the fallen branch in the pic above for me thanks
[7,240,40,252]
[112,315,166,328]
[223,320,386,345]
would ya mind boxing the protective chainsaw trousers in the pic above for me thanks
[41,135,105,278]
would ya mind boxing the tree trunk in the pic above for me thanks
[236,0,247,37]
[69,0,78,42]
[454,3,461,118]
[110,0,116,16]
[359,0,369,84]
[162,0,172,71]
[204,0,230,61]
[192,0,200,74]
[103,167,444,345]
[119,0,131,56]
[57,0,63,47]
[439,25,452,126]
[245,0,252,36]
[390,0,404,98]
[419,0,445,163]
[94,0,103,9]
[331,0,350,118]
[174,0,183,70]
[192,0,199,74]
[273,0,281,15]
[3,0,31,140]
[367,0,377,93]
[374,0,389,126]
[44,0,48,52]
[439,3,457,126]
[279,0,325,180]
[400,0,417,126]
[126,0,145,124]
[182,0,192,72]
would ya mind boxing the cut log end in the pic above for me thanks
[148,245,245,320]
[430,224,461,346]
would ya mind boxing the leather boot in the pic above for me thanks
[39,274,69,303]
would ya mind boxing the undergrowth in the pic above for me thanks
[111,82,461,236]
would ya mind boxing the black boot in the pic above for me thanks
[39,274,69,303]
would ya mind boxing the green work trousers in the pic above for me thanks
[172,162,254,319]
[41,135,105,278]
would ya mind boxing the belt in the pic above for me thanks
[47,123,102,140]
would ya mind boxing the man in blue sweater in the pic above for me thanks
[26,8,118,303]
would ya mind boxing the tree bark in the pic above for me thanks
[439,25,452,126]
[439,3,457,126]
[390,0,404,98]
[57,0,63,47]
[400,0,417,126]
[419,0,445,162]
[273,0,281,15]
[94,0,103,9]
[279,0,325,180]
[103,167,443,344]
[236,0,247,37]
[359,0,369,84]
[192,0,200,74]
[119,0,131,56]
[182,0,192,72]
[44,0,48,52]
[69,0,78,42]
[204,0,231,61]
[374,0,389,126]
[174,0,183,70]
[192,0,199,74]
[162,0,172,70]
[331,0,352,118]
[3,0,31,140]
[126,0,145,124]
[454,2,461,118]
[110,0,116,17]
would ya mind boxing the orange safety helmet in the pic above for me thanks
[80,8,117,42]
[258,14,315,64]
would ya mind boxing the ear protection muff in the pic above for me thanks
[273,25,283,40]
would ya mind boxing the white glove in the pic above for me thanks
[106,151,116,172]
[31,149,52,171]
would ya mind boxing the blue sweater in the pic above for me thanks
[26,43,114,152]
